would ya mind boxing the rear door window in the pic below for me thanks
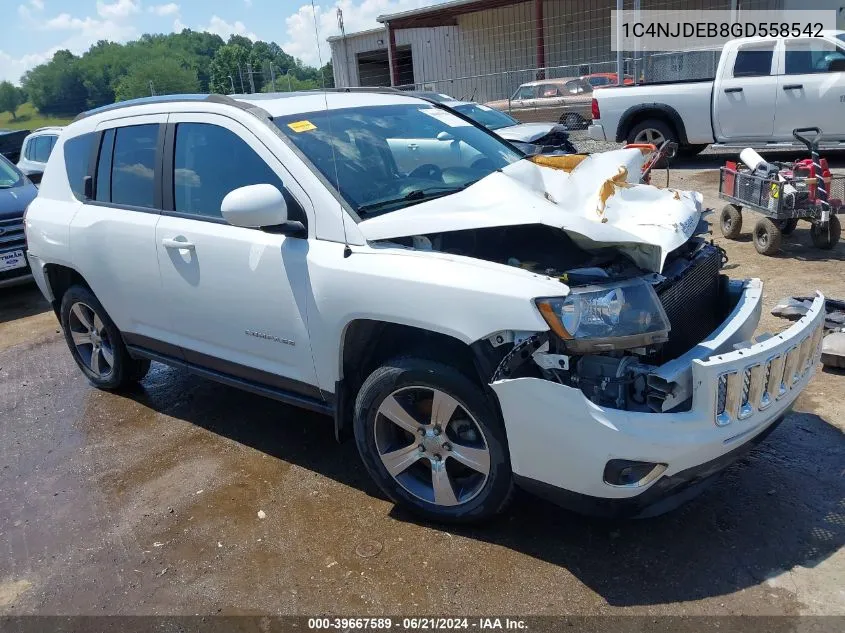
[733,47,774,77]
[102,124,160,209]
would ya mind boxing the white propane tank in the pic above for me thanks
[740,147,766,171]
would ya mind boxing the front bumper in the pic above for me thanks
[587,123,607,141]
[491,282,825,516]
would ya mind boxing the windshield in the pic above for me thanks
[453,103,518,130]
[0,155,23,188]
[275,103,521,217]
[838,33,845,45]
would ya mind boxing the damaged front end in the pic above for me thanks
[482,237,733,414]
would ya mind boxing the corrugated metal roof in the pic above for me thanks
[378,0,526,27]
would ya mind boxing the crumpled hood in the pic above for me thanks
[496,122,557,143]
[358,148,704,273]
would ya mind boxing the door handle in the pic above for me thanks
[783,84,803,90]
[407,143,418,150]
[162,237,195,251]
[724,87,743,93]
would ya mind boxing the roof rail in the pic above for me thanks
[72,93,270,122]
[33,126,64,132]
[288,87,405,95]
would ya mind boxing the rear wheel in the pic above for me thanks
[810,214,841,250]
[627,119,676,167]
[60,285,150,389]
[753,217,783,256]
[561,113,585,129]
[720,204,743,239]
[353,357,513,523]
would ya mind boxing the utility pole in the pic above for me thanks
[247,62,256,93]
[270,64,276,91]
[228,75,235,93]
[287,71,292,92]
[238,64,245,93]
[616,0,623,85]
[149,80,155,96]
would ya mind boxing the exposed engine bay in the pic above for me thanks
[381,226,733,413]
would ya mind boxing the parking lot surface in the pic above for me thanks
[1,160,844,616]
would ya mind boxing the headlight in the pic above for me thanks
[535,279,671,353]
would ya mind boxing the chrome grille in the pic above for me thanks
[0,218,26,251]
[714,324,822,426]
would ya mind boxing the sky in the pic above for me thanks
[1,0,447,84]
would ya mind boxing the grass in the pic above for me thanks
[0,102,74,131]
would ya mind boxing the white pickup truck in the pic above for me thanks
[589,31,845,153]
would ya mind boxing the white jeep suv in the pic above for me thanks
[25,91,825,522]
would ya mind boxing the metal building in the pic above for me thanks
[328,0,805,104]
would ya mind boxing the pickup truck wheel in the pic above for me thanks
[720,204,743,239]
[60,285,150,390]
[354,358,513,523]
[810,215,841,249]
[753,217,783,256]
[627,119,676,167]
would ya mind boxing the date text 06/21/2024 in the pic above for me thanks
[307,618,528,630]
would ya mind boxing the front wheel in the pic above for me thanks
[60,285,150,390]
[753,217,783,256]
[353,358,514,523]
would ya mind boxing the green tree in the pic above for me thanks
[114,57,200,101]
[22,50,88,116]
[209,44,250,93]
[0,81,23,119]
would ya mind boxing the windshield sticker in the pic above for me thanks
[288,120,317,133]
[420,108,472,127]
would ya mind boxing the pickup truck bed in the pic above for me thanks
[589,31,845,152]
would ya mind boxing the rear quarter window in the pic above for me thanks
[733,48,774,77]
[63,133,95,201]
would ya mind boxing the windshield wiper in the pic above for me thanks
[357,181,480,216]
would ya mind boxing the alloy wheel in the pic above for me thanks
[634,127,665,145]
[67,301,114,378]
[374,386,491,507]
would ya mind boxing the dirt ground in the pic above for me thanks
[0,157,843,617]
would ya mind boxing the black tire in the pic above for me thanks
[60,285,150,390]
[627,118,677,168]
[720,204,743,239]
[561,113,585,130]
[810,214,841,250]
[775,218,799,235]
[353,357,514,523]
[753,217,783,256]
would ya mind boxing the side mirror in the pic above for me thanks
[221,184,288,228]
[436,131,455,141]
